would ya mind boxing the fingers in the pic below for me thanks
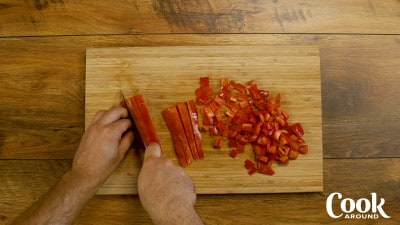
[108,118,132,136]
[144,142,162,159]
[91,110,106,125]
[96,106,129,125]
[118,130,135,157]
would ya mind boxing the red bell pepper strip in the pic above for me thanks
[176,102,199,160]
[162,106,193,167]
[187,100,205,159]
[126,94,160,147]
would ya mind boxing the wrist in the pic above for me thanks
[150,201,202,225]
[62,170,99,198]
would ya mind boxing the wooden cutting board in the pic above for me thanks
[85,45,323,194]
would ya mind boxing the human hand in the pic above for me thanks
[71,106,134,192]
[138,143,203,225]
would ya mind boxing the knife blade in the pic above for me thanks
[120,90,135,120]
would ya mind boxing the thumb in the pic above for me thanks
[144,142,162,159]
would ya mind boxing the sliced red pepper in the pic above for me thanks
[127,94,160,147]
[176,102,199,160]
[187,100,205,159]
[162,106,193,167]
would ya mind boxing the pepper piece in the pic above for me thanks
[162,106,193,167]
[126,94,160,147]
[177,102,199,160]
[187,100,205,159]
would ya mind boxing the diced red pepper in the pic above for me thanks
[235,83,247,93]
[229,148,238,158]
[219,86,230,99]
[257,155,269,163]
[216,121,225,132]
[290,123,305,137]
[279,155,289,164]
[253,144,264,157]
[288,150,299,160]
[248,166,258,175]
[214,137,223,148]
[244,159,256,170]
[214,96,225,106]
[239,100,250,109]
[258,166,275,176]
[225,109,236,118]
[298,145,309,154]
[237,143,245,153]
[241,123,253,133]
[227,80,236,91]
[238,135,249,145]
[200,76,210,86]
[192,77,309,175]
[229,139,237,147]
[221,77,229,87]
[209,127,219,136]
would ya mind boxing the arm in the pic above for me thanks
[11,106,134,225]
[138,143,204,225]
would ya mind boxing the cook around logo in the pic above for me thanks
[326,192,391,219]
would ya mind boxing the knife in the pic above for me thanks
[120,90,135,121]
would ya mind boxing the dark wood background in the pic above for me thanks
[1,0,399,224]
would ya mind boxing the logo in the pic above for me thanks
[326,192,391,219]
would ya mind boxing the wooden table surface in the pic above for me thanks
[0,1,399,224]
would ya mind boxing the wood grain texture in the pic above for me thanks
[1,0,399,224]
[85,45,323,194]
[0,0,399,36]
[1,34,399,159]
[0,37,85,159]
[1,159,399,224]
